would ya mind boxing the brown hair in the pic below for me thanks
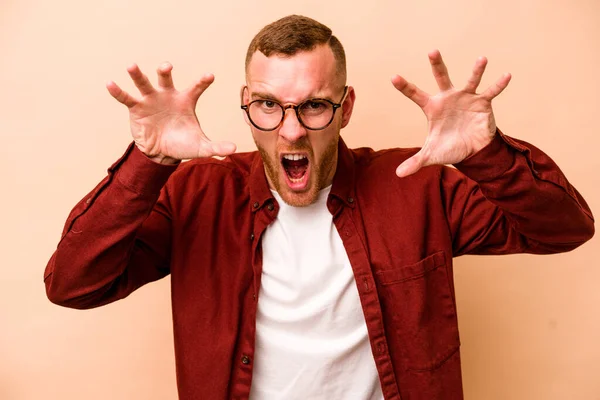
[245,15,347,85]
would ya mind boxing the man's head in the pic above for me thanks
[242,15,356,207]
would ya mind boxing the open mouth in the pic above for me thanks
[281,153,310,189]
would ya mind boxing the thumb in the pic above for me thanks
[209,141,237,157]
[196,139,237,158]
[396,151,425,178]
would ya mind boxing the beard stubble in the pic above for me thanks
[256,134,339,207]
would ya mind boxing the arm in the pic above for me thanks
[44,63,237,309]
[444,131,594,256]
[44,145,177,309]
[392,51,594,255]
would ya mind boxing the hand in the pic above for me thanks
[391,50,511,177]
[106,63,237,164]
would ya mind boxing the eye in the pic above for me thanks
[254,100,281,114]
[307,101,325,110]
[300,100,329,115]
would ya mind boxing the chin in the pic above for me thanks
[277,184,320,207]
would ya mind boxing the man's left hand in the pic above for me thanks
[392,50,511,177]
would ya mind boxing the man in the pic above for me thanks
[44,15,594,400]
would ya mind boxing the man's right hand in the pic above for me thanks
[106,63,237,164]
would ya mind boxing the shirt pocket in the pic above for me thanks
[375,251,460,371]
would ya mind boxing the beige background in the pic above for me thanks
[1,0,599,399]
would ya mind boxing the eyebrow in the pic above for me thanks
[250,91,280,101]
[249,91,335,102]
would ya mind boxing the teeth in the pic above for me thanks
[283,154,307,161]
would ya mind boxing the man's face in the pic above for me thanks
[243,45,355,207]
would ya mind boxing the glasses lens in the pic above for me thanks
[298,100,334,130]
[248,100,283,130]
[247,99,337,130]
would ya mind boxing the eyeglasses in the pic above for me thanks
[241,86,348,131]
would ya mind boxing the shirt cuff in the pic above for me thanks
[453,129,525,182]
[113,143,179,195]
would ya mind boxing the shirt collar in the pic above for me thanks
[329,137,357,208]
[249,153,274,212]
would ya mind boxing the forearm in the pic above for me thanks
[451,130,594,254]
[44,144,177,309]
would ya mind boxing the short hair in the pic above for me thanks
[245,15,347,85]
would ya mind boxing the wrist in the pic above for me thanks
[115,143,180,196]
[133,142,180,165]
[148,154,180,165]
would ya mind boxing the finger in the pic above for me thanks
[396,151,425,178]
[428,50,453,91]
[391,75,429,108]
[106,81,138,108]
[481,73,512,100]
[464,56,488,93]
[127,63,156,96]
[186,73,215,103]
[157,62,174,90]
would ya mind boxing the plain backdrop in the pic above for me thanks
[1,0,599,399]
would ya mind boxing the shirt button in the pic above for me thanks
[250,233,255,241]
[347,197,354,203]
[253,202,259,209]
[241,355,251,365]
[86,198,91,204]
[267,202,274,211]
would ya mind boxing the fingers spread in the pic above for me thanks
[187,73,215,103]
[157,62,174,90]
[127,64,156,96]
[428,50,453,91]
[106,81,138,108]
[482,73,512,100]
[391,75,429,108]
[464,56,487,93]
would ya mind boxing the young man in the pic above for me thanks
[45,15,594,400]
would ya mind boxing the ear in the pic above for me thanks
[340,86,356,129]
[240,85,251,126]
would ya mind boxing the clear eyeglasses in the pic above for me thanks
[241,86,348,131]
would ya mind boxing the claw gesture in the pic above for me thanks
[392,50,511,177]
[106,63,237,164]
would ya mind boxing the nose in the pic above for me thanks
[278,107,307,143]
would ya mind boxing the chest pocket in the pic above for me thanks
[375,251,460,371]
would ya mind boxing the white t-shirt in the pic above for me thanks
[249,186,384,400]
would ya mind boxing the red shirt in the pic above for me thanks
[45,131,594,400]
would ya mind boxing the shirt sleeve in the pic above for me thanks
[443,129,594,256]
[44,143,179,309]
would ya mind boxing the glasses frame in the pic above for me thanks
[241,86,348,131]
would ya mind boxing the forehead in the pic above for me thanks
[246,45,339,101]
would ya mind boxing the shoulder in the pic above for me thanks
[347,145,470,195]
[350,146,443,179]
[347,146,475,215]
[352,146,419,166]
[167,150,259,189]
